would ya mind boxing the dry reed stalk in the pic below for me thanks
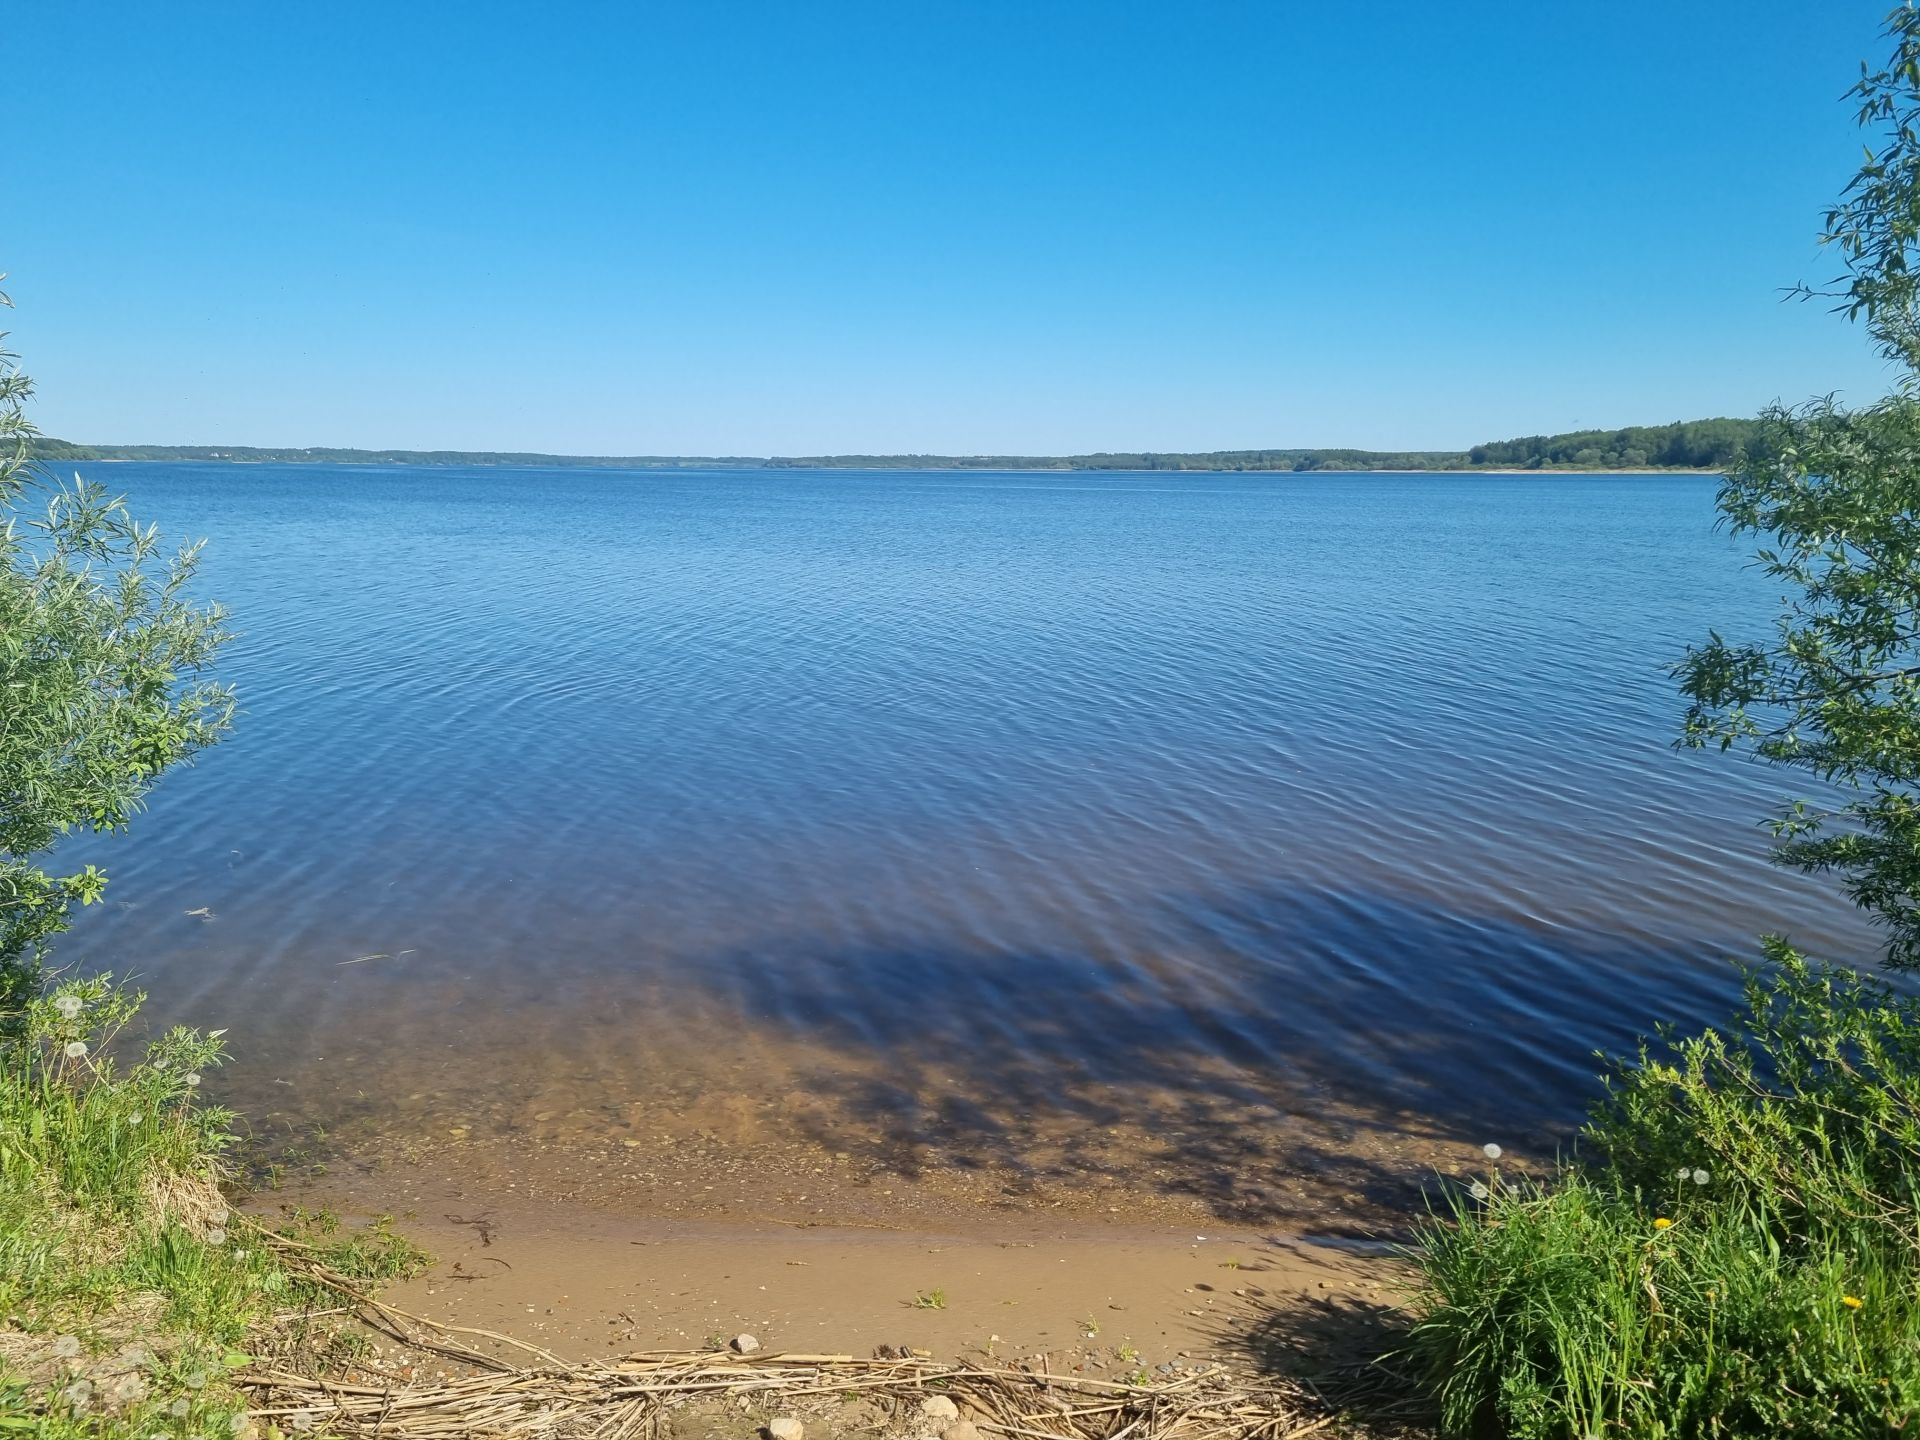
[243,1356,1338,1440]
[239,1223,1348,1440]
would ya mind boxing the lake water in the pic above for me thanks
[52,463,1874,1216]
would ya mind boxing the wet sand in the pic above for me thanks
[263,1113,1471,1387]
[248,1035,1509,1234]
[271,1175,1409,1378]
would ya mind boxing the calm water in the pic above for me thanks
[53,464,1873,1190]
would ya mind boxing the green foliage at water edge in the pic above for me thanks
[0,280,428,1435]
[1676,6,1920,972]
[1411,945,1920,1438]
[0,974,429,1437]
[0,283,233,1004]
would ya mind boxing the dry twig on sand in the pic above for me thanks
[240,1226,1345,1440]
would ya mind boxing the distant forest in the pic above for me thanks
[1465,417,1755,470]
[27,418,1762,472]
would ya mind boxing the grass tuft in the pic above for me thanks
[1408,941,1920,1438]
[0,975,426,1438]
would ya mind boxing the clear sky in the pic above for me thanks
[5,1,1906,455]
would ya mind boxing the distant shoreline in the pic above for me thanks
[27,417,1756,475]
[53,457,1726,477]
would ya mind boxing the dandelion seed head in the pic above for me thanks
[184,1072,202,1088]
[63,1040,88,1060]
[1482,1143,1502,1160]
[1692,1168,1710,1186]
[126,1112,143,1126]
[52,1334,81,1359]
[210,1206,230,1226]
[289,1408,317,1433]
[1468,1181,1490,1201]
[109,1373,147,1405]
[53,994,83,1020]
[206,1228,228,1246]
[1676,1166,1691,1179]
[62,1379,93,1409]
[170,1397,192,1417]
[184,1369,207,1390]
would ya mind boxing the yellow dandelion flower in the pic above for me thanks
[1843,1295,1864,1310]
[1653,1217,1673,1230]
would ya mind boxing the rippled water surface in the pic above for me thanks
[54,464,1874,1197]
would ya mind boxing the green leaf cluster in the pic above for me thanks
[0,281,233,1003]
[1675,7,1920,971]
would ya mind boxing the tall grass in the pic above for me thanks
[1408,941,1920,1438]
[0,973,426,1437]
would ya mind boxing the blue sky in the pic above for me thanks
[5,1,1904,454]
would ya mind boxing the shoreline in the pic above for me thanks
[60,456,1723,476]
[269,1163,1409,1380]
[244,1103,1469,1385]
[235,1067,1507,1239]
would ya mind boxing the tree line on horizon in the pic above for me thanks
[26,416,1763,472]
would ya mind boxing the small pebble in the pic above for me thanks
[920,1395,960,1421]
[767,1419,804,1440]
[731,1333,762,1355]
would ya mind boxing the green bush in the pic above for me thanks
[1415,14,1920,1433]
[0,280,232,1007]
[1408,944,1920,1438]
[0,286,427,1434]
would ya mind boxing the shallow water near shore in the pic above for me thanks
[55,463,1872,1221]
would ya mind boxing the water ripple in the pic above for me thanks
[55,464,1877,1174]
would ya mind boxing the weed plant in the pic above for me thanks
[1410,943,1920,1437]
[0,975,426,1437]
